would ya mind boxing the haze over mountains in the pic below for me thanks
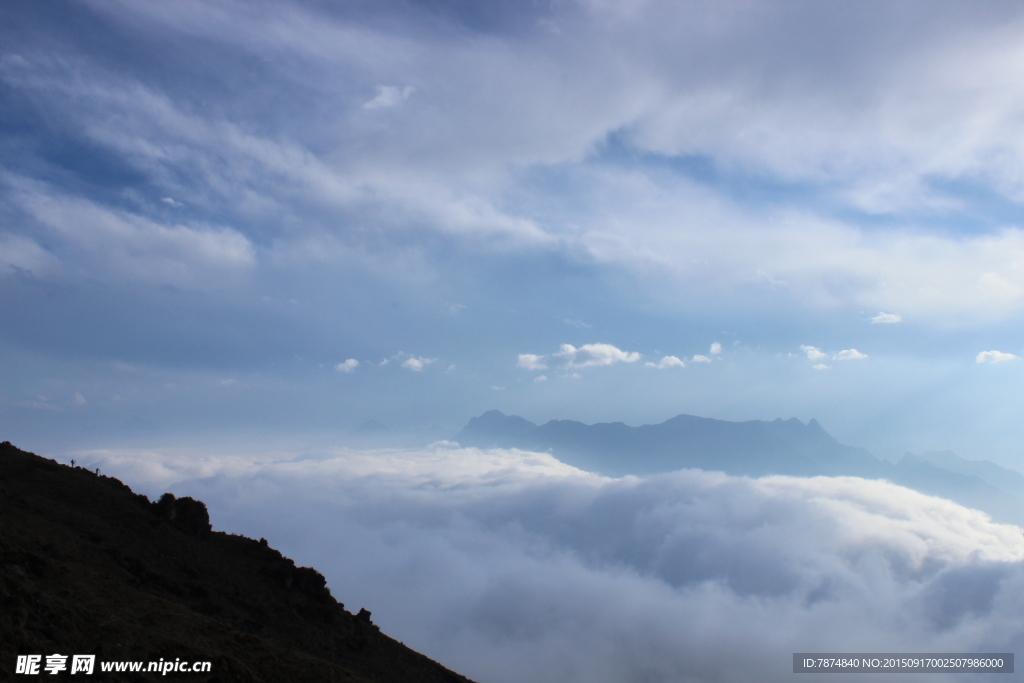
[457,411,1024,525]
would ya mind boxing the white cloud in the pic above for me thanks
[834,349,868,361]
[563,318,592,329]
[84,446,1024,683]
[335,359,359,373]
[519,343,641,372]
[533,375,548,383]
[517,354,548,371]
[813,364,831,371]
[11,181,255,287]
[871,312,903,324]
[363,85,414,110]
[645,355,685,369]
[27,0,1024,325]
[800,345,828,361]
[72,392,87,406]
[556,343,641,368]
[401,356,436,372]
[0,233,59,278]
[378,352,438,372]
[491,386,505,391]
[690,354,712,364]
[160,196,183,207]
[709,342,722,355]
[977,350,1018,364]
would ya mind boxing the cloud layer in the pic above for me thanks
[76,444,1024,683]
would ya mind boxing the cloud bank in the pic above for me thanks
[77,445,1024,683]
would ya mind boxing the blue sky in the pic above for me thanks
[4,0,1024,463]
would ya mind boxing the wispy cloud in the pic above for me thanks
[871,312,902,324]
[363,85,414,110]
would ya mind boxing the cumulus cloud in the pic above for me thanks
[518,344,641,372]
[335,359,359,373]
[82,446,1024,683]
[709,342,722,355]
[378,352,438,371]
[401,356,436,372]
[871,312,903,324]
[977,350,1018,364]
[801,346,867,362]
[517,354,548,371]
[645,355,685,369]
[800,345,829,361]
[690,354,712,363]
[813,364,831,371]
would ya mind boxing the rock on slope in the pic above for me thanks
[0,441,475,683]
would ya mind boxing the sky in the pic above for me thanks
[7,3,1024,680]
[4,1,1024,462]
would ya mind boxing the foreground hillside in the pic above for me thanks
[0,441,475,683]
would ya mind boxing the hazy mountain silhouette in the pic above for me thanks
[456,411,1024,524]
[0,441,475,683]
[456,410,885,478]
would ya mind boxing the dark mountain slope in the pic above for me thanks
[0,441,475,683]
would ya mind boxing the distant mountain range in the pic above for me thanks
[456,411,1024,525]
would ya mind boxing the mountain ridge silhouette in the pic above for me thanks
[456,410,1024,524]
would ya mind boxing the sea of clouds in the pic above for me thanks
[76,443,1024,683]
